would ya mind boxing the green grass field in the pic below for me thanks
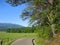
[0,32,37,45]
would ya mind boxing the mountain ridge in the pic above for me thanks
[0,23,24,29]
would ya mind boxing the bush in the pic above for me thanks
[55,24,60,33]
[36,26,53,39]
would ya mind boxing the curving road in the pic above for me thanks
[11,38,34,45]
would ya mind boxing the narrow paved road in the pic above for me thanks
[11,38,34,45]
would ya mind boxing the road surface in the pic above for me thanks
[11,38,34,45]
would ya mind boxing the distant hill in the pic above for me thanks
[0,23,24,29]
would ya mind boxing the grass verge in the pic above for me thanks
[0,32,37,45]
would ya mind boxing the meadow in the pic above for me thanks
[0,32,37,45]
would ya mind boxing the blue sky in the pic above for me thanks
[0,0,29,27]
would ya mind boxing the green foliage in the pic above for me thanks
[55,24,60,33]
[6,0,32,6]
[36,26,53,39]
[6,27,35,33]
[0,32,36,45]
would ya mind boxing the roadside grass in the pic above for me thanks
[0,32,37,45]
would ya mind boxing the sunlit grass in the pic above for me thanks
[0,32,37,45]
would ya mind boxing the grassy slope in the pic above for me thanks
[36,33,60,45]
[0,32,37,45]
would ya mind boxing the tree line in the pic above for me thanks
[6,27,35,33]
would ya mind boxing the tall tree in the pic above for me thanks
[6,0,60,37]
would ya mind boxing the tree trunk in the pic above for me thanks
[48,0,56,37]
[48,0,53,4]
[51,24,56,37]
